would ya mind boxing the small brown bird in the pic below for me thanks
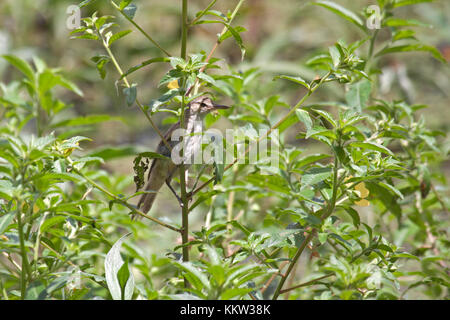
[137,96,229,213]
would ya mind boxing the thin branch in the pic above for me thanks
[261,261,288,294]
[40,240,77,268]
[185,0,245,96]
[272,232,315,300]
[100,36,172,151]
[279,273,334,294]
[110,1,172,57]
[179,0,191,290]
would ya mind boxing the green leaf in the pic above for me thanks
[218,26,246,42]
[60,136,92,148]
[149,89,180,112]
[342,206,360,227]
[376,44,445,63]
[193,0,219,21]
[137,151,170,160]
[73,33,99,41]
[25,281,47,300]
[173,261,211,292]
[350,141,394,156]
[221,288,254,300]
[209,22,246,59]
[305,125,336,141]
[384,18,431,28]
[120,57,169,79]
[87,146,140,161]
[40,216,67,233]
[123,83,137,107]
[318,232,328,244]
[313,1,365,31]
[123,4,137,19]
[392,252,420,261]
[79,0,97,8]
[314,109,337,128]
[228,220,251,236]
[50,114,121,128]
[119,0,133,10]
[296,109,313,131]
[57,77,83,97]
[91,55,110,79]
[197,72,216,86]
[199,9,227,21]
[378,182,404,199]
[274,75,310,90]
[36,172,81,183]
[329,45,341,68]
[0,212,15,235]
[2,55,35,82]
[392,29,417,41]
[345,79,372,112]
[295,154,331,168]
[108,30,132,46]
[302,167,333,186]
[0,180,13,201]
[393,0,433,8]
[117,260,131,300]
[105,233,134,300]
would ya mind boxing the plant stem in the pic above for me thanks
[179,0,190,288]
[101,37,172,151]
[110,0,171,57]
[272,231,314,300]
[366,29,379,73]
[16,203,31,299]
[279,273,334,294]
[189,0,218,26]
[181,0,188,61]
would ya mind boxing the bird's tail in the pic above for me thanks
[136,159,169,216]
[137,191,158,215]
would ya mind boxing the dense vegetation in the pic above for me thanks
[0,0,448,300]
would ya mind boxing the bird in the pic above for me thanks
[137,95,229,214]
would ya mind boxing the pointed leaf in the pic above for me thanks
[2,55,35,82]
[105,233,134,300]
[313,1,365,31]
[275,75,310,89]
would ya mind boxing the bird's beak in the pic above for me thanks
[213,103,230,110]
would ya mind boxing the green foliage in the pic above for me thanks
[0,0,448,301]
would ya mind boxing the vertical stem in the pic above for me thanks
[110,1,172,57]
[179,0,190,288]
[272,232,314,300]
[17,203,31,299]
[366,29,379,74]
[181,0,188,60]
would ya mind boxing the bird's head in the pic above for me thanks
[188,96,229,115]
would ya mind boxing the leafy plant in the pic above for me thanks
[0,0,448,300]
